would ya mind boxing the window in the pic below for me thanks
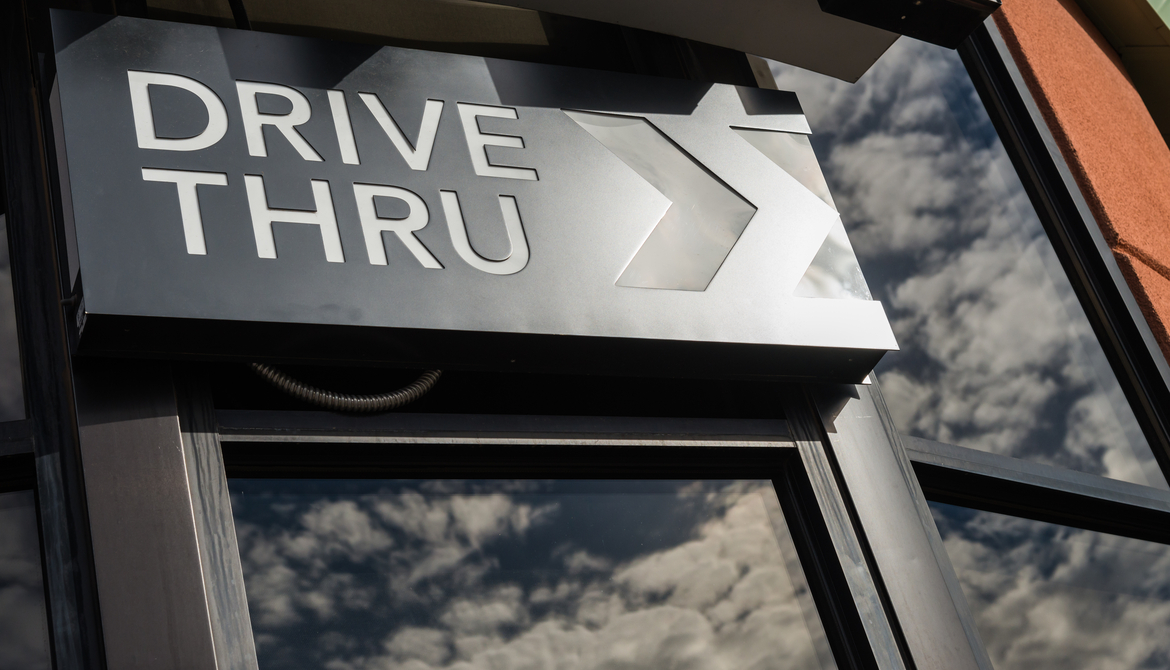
[769,37,1167,489]
[16,4,1170,670]
[931,502,1170,670]
[763,25,1170,670]
[230,479,838,670]
[0,462,52,670]
[0,167,25,422]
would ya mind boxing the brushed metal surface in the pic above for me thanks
[812,383,992,670]
[733,128,835,209]
[567,110,757,291]
[784,391,907,670]
[74,361,218,670]
[904,435,1170,513]
[177,373,260,670]
[51,11,896,374]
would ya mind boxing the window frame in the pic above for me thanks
[0,1,106,668]
[4,3,1170,670]
[958,21,1170,479]
[209,378,895,670]
[850,17,1170,670]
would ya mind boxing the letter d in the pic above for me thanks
[128,71,229,151]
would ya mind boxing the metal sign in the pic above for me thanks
[50,10,896,380]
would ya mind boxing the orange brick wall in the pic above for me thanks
[993,0,1170,363]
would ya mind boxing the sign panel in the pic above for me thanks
[51,10,896,380]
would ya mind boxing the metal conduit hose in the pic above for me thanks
[251,363,442,413]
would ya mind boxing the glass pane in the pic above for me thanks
[0,489,52,670]
[1,211,27,421]
[231,479,836,670]
[769,40,1167,489]
[931,501,1170,670]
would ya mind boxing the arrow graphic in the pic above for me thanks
[565,111,757,291]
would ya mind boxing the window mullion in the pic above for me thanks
[176,367,259,670]
[908,435,1170,544]
[783,387,907,670]
[801,382,993,670]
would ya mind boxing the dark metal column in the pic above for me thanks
[176,369,259,670]
[0,0,104,667]
[810,383,991,670]
[73,360,219,670]
[785,391,908,670]
[960,21,1170,481]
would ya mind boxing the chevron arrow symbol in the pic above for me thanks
[565,111,757,291]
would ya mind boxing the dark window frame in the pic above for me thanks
[4,2,1170,669]
[217,410,881,670]
[858,17,1170,670]
[958,21,1170,482]
[0,0,106,668]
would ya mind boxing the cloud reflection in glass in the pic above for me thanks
[0,490,51,670]
[770,40,1167,489]
[932,502,1170,670]
[230,479,835,670]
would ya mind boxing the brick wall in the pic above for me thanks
[994,0,1170,363]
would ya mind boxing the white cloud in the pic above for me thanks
[237,489,557,631]
[384,627,450,666]
[0,492,51,670]
[934,505,1170,670]
[559,549,610,575]
[771,40,1164,488]
[441,585,527,635]
[239,483,828,670]
[334,486,818,670]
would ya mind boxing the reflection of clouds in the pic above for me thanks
[0,214,25,422]
[237,492,553,628]
[0,491,51,670]
[235,482,827,670]
[771,42,1164,487]
[932,503,1170,670]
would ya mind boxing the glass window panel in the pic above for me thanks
[231,479,836,670]
[0,489,52,670]
[769,40,1167,489]
[1,179,27,420]
[930,501,1170,670]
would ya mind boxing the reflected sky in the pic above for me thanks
[0,213,25,422]
[931,502,1170,670]
[0,490,51,670]
[231,479,835,670]
[770,41,1167,489]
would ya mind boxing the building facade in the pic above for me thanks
[3,1,1170,670]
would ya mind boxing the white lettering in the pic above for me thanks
[244,175,344,262]
[440,190,528,275]
[328,90,360,165]
[128,71,228,152]
[141,168,228,255]
[359,94,443,171]
[353,184,442,268]
[456,103,537,181]
[236,81,322,161]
